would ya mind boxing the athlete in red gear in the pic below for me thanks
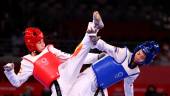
[3,11,104,96]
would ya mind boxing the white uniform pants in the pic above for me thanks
[51,33,93,96]
[68,67,108,96]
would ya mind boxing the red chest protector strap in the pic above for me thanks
[23,52,61,88]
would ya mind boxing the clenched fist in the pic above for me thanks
[4,63,14,71]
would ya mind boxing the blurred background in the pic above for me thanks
[0,0,170,96]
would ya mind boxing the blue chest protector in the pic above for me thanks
[92,56,129,89]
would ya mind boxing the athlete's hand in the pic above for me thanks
[4,63,14,71]
[86,22,96,35]
[90,36,101,45]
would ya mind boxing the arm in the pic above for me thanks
[124,74,139,96]
[4,60,33,87]
[95,39,127,63]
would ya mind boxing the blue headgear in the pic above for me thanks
[133,41,160,65]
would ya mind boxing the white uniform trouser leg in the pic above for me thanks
[51,84,58,96]
[68,67,108,96]
[51,33,93,96]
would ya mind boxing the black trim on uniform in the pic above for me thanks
[50,80,62,96]
[94,88,105,96]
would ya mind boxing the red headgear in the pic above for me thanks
[24,27,44,52]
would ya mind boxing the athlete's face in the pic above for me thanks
[133,49,146,64]
[36,39,45,52]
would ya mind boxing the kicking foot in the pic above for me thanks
[93,11,104,30]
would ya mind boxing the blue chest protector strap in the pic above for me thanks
[92,56,129,89]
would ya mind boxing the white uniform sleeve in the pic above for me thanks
[124,74,139,96]
[95,39,127,63]
[4,60,33,87]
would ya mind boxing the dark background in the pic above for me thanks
[0,0,170,96]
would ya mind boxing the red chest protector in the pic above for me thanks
[33,52,61,88]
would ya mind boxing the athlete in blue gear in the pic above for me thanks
[92,40,160,96]
[68,11,160,96]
